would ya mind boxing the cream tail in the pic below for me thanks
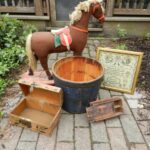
[26,34,37,71]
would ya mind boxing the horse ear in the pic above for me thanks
[97,0,103,3]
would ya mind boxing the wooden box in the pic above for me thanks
[86,97,123,122]
[9,79,63,135]
[21,71,55,85]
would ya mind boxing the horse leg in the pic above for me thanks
[73,51,82,56]
[39,57,53,80]
[28,67,33,75]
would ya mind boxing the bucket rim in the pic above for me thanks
[52,56,104,84]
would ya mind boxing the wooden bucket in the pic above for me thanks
[52,56,104,113]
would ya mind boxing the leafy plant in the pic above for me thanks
[0,14,37,96]
[116,24,127,38]
[0,14,37,49]
[144,33,150,40]
[116,44,128,50]
[0,111,4,118]
[0,79,8,96]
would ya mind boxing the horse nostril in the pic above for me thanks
[99,15,105,23]
[99,18,105,23]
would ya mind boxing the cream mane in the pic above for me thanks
[69,0,104,25]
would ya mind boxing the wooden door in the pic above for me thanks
[49,0,104,28]
[49,0,85,26]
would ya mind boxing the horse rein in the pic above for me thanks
[70,3,105,33]
[70,26,88,33]
[92,3,105,23]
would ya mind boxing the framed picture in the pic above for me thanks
[96,47,143,94]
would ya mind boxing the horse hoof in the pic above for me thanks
[48,76,53,80]
[28,72,33,76]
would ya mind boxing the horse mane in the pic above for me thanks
[69,0,104,25]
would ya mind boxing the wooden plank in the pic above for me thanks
[119,0,123,8]
[49,0,57,26]
[12,0,15,6]
[148,3,150,9]
[27,0,30,7]
[86,97,123,122]
[106,0,115,17]
[34,0,43,16]
[140,0,144,9]
[4,0,8,6]
[46,0,50,17]
[105,16,150,21]
[133,0,138,9]
[114,8,150,15]
[17,0,23,7]
[9,15,49,20]
[0,6,34,13]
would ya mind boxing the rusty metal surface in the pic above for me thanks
[86,97,123,122]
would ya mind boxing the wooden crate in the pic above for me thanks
[9,79,63,136]
[86,97,123,122]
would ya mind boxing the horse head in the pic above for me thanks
[91,1,105,23]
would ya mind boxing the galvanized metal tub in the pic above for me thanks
[52,56,104,113]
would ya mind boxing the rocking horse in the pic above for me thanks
[26,0,105,79]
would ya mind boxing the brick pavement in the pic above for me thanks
[0,38,149,150]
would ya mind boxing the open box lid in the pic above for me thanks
[18,79,63,107]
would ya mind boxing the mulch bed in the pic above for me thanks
[117,38,150,100]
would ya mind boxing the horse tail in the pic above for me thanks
[26,34,37,71]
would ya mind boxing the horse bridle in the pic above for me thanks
[71,2,105,33]
[92,3,105,23]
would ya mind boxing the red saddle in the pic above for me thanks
[52,27,72,47]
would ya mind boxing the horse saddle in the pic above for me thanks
[51,27,72,50]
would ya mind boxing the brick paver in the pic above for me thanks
[127,99,139,109]
[75,114,89,127]
[0,38,149,150]
[36,128,57,150]
[0,126,22,150]
[93,143,110,150]
[99,89,111,99]
[117,96,132,115]
[57,114,74,142]
[75,128,91,150]
[16,141,36,150]
[130,144,148,150]
[108,128,129,150]
[56,142,74,150]
[120,115,144,143]
[91,121,108,142]
[20,129,38,142]
[106,117,121,127]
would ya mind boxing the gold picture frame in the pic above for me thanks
[96,47,143,94]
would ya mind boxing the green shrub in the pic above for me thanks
[144,33,150,40]
[0,14,37,48]
[116,44,128,50]
[0,78,8,96]
[0,15,23,48]
[116,24,127,38]
[0,14,37,97]
[0,111,4,118]
[0,45,25,76]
